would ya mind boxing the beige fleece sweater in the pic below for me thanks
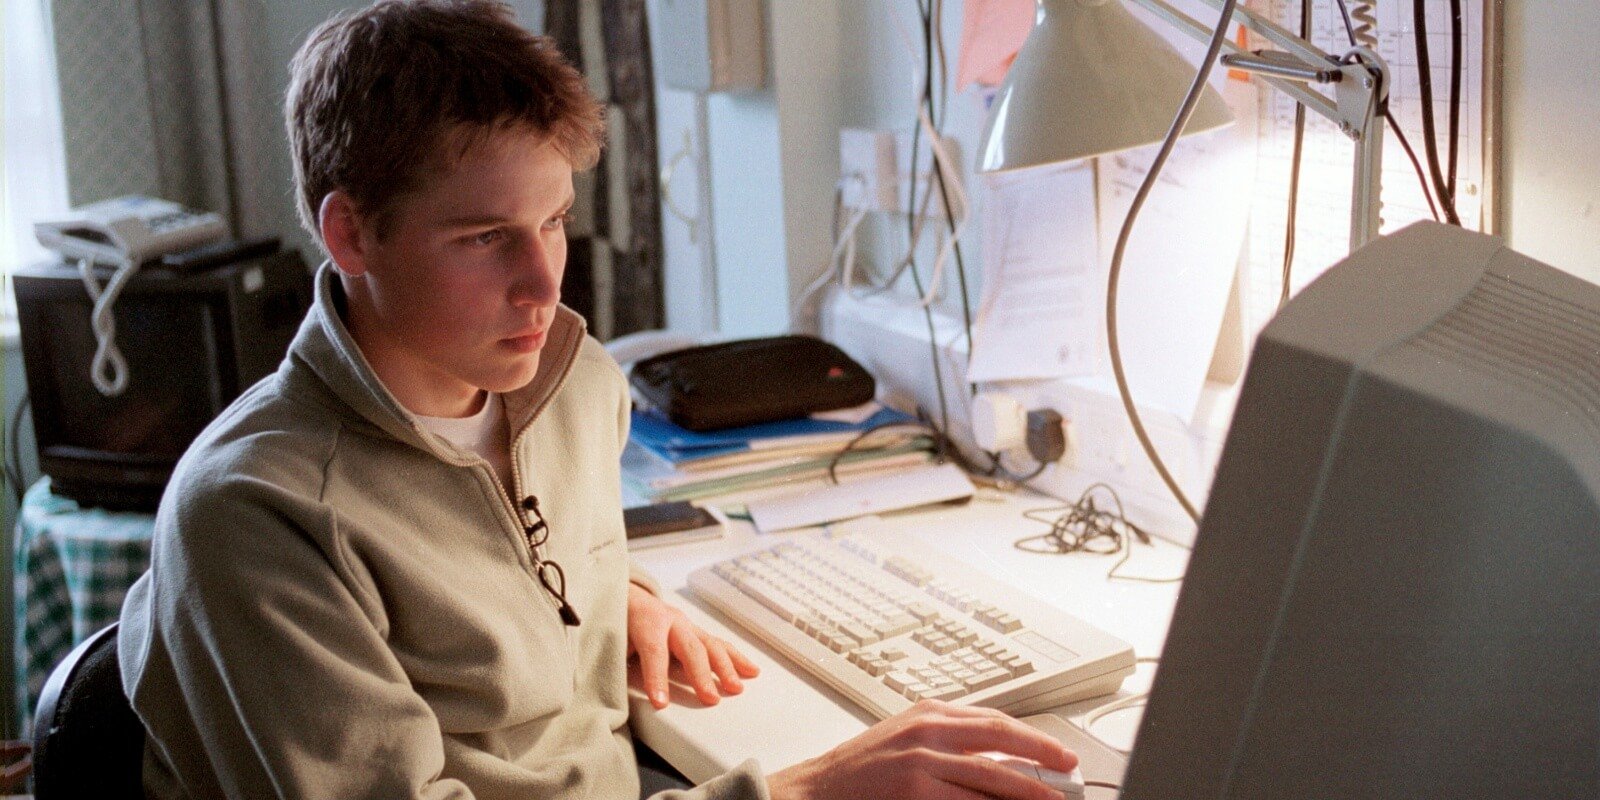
[118,264,769,800]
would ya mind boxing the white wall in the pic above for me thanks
[827,1,997,315]
[751,0,1600,534]
[739,0,1600,310]
[698,1,846,336]
[1500,1,1600,281]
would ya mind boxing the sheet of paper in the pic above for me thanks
[956,0,1038,91]
[810,401,881,425]
[968,163,1102,383]
[1094,102,1256,421]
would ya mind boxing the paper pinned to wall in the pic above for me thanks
[956,0,1038,90]
[1240,0,1491,336]
[1094,114,1256,422]
[968,163,1102,383]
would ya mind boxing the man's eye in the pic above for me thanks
[471,229,504,246]
[544,213,573,231]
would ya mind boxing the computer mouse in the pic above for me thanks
[980,754,1086,799]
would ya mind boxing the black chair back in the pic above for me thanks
[32,622,146,799]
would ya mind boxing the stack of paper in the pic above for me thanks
[623,405,937,503]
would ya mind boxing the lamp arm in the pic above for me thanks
[1119,0,1390,248]
[1129,0,1339,119]
[1345,48,1387,249]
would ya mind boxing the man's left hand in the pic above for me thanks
[627,583,760,709]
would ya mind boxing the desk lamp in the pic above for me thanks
[978,0,1390,520]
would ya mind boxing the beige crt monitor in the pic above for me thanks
[1122,222,1600,798]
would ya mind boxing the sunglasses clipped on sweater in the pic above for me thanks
[519,495,581,627]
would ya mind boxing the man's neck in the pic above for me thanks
[338,277,484,418]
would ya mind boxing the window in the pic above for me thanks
[2,0,71,342]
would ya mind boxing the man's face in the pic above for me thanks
[340,126,575,413]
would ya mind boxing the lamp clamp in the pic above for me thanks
[1218,46,1387,144]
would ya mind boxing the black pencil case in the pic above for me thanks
[629,335,876,431]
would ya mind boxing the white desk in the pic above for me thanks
[626,489,1191,789]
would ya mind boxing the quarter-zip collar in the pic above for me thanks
[287,261,588,465]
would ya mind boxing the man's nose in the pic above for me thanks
[511,234,561,306]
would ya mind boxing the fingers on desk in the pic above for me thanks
[668,624,723,705]
[703,633,760,690]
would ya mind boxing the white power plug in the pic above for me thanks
[972,392,1027,452]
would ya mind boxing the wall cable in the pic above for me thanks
[1411,0,1462,225]
[1102,0,1242,523]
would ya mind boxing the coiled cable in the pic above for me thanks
[77,257,138,396]
[1347,0,1379,49]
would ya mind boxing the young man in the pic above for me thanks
[118,2,1076,798]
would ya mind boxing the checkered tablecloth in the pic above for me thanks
[13,478,153,733]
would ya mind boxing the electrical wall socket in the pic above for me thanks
[823,288,1235,543]
[972,392,1027,451]
[839,128,898,212]
[838,127,964,217]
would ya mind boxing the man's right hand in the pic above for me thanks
[765,700,1079,800]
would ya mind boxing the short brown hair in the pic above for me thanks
[286,0,605,241]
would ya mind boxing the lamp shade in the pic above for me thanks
[977,0,1234,173]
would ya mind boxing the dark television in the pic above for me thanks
[14,250,311,511]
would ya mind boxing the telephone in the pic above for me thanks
[32,196,228,397]
[34,195,226,266]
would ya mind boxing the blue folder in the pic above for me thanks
[630,406,917,464]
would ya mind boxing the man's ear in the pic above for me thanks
[319,191,370,278]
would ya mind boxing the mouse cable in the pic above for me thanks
[1083,691,1150,744]
[1082,659,1161,730]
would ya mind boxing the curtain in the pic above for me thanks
[48,0,277,239]
[545,0,665,340]
[46,0,663,338]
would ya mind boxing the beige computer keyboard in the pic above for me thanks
[687,529,1135,719]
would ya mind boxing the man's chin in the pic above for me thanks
[478,355,543,394]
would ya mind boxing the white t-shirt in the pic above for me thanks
[415,391,515,491]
